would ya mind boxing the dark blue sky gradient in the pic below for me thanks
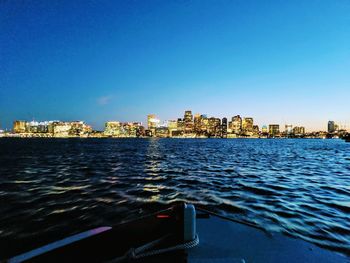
[1,0,350,130]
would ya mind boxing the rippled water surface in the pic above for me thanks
[0,138,349,258]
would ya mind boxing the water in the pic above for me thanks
[0,138,349,258]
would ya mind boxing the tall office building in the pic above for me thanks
[177,118,184,131]
[242,117,254,133]
[184,111,193,122]
[147,114,160,130]
[328,121,336,133]
[184,110,194,134]
[269,124,280,137]
[193,114,201,135]
[221,118,227,138]
[200,115,209,135]
[231,115,242,134]
[285,124,293,135]
[167,120,177,137]
[208,117,221,137]
[293,126,305,135]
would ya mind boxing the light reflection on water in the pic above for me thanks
[0,138,349,258]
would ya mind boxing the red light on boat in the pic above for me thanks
[156,214,170,219]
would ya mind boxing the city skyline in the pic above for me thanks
[1,1,350,131]
[3,110,349,134]
[1,110,350,133]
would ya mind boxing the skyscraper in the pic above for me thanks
[328,121,335,133]
[184,110,194,134]
[242,117,254,133]
[147,114,160,130]
[221,118,227,138]
[231,115,242,134]
[285,124,293,136]
[269,124,280,137]
[208,117,221,137]
[193,114,201,135]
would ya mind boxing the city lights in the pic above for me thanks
[3,111,348,139]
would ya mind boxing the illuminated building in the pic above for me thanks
[155,127,169,138]
[168,120,177,130]
[269,124,280,137]
[52,122,72,137]
[200,115,209,136]
[221,118,227,138]
[193,114,201,135]
[177,118,184,131]
[104,121,142,137]
[69,121,92,136]
[328,121,335,133]
[167,120,178,137]
[242,117,253,133]
[285,124,293,136]
[13,121,26,133]
[253,125,259,135]
[231,115,242,134]
[184,110,194,134]
[208,117,221,137]
[104,121,121,136]
[147,114,160,129]
[120,122,142,137]
[136,125,145,137]
[184,110,193,122]
[261,125,268,134]
[293,126,305,136]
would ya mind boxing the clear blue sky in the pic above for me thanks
[1,0,349,131]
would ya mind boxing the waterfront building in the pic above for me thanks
[52,122,73,137]
[147,114,160,129]
[104,121,121,136]
[261,125,268,134]
[13,120,26,133]
[253,125,259,135]
[155,127,169,138]
[177,118,184,131]
[104,121,142,137]
[168,120,177,130]
[285,124,293,136]
[184,110,194,134]
[147,114,160,136]
[184,110,193,122]
[145,129,153,137]
[167,120,178,137]
[334,124,339,132]
[227,121,232,134]
[293,126,305,136]
[118,122,138,137]
[193,114,201,135]
[231,115,242,134]
[200,115,209,136]
[328,121,336,133]
[269,124,280,137]
[221,118,227,138]
[208,117,221,137]
[69,121,91,136]
[242,117,254,134]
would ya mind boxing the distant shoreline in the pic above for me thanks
[0,136,343,140]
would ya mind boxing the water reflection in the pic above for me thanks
[0,138,349,257]
[142,139,163,201]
